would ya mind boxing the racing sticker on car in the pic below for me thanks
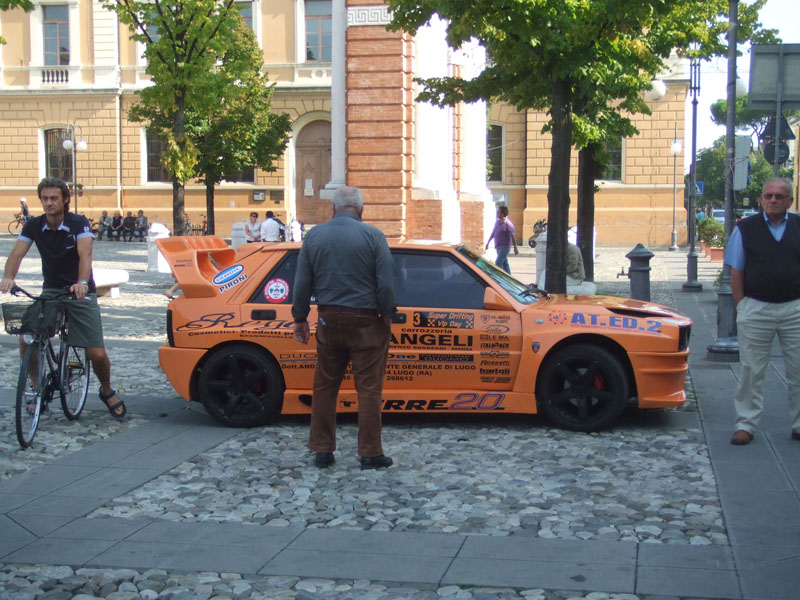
[381,392,506,412]
[391,331,473,349]
[264,278,289,303]
[176,314,311,338]
[560,311,664,334]
[212,265,248,293]
[412,311,474,329]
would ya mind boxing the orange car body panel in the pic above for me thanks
[156,236,692,416]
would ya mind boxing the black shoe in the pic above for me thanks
[792,431,800,441]
[314,452,335,468]
[360,454,393,470]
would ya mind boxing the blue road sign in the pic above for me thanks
[696,181,704,196]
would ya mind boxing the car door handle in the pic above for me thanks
[391,313,406,323]
[251,309,277,320]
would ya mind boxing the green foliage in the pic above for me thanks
[0,0,34,44]
[386,0,775,292]
[102,0,255,233]
[694,134,780,208]
[710,94,800,141]
[698,216,724,247]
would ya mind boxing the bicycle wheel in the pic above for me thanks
[7,219,21,235]
[59,344,90,419]
[16,342,46,448]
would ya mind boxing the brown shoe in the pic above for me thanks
[731,430,754,445]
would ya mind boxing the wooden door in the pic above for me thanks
[295,120,331,225]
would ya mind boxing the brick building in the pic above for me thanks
[0,1,688,246]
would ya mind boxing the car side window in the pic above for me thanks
[250,251,299,304]
[392,251,485,309]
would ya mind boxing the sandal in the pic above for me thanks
[99,388,127,419]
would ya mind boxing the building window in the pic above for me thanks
[146,131,171,182]
[599,139,623,181]
[487,124,503,182]
[236,1,253,30]
[43,5,70,66]
[305,0,331,62]
[45,128,72,181]
[226,167,255,183]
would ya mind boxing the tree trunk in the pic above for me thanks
[172,102,186,235]
[173,179,185,236]
[205,180,216,235]
[577,145,599,282]
[545,79,573,294]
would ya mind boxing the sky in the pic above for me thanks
[686,0,800,168]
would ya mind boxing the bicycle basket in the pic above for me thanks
[3,302,33,335]
[2,299,59,336]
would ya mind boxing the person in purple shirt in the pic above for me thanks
[485,205,519,273]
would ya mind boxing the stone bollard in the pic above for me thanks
[624,243,654,301]
[147,222,172,273]
[230,222,247,250]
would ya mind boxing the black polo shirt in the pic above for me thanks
[19,212,96,292]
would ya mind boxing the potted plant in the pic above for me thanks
[698,217,725,262]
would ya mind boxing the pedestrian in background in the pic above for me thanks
[486,205,518,273]
[260,210,282,242]
[244,212,261,242]
[292,186,395,470]
[725,177,800,445]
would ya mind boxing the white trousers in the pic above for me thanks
[734,296,800,435]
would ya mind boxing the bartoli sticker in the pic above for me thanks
[213,265,248,293]
[264,278,290,303]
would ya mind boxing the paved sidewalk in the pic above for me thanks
[0,241,798,599]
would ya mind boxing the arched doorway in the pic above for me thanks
[295,120,331,225]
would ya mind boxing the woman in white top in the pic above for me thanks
[244,212,261,242]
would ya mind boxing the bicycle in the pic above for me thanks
[8,211,31,235]
[2,286,91,448]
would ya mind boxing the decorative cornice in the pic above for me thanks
[347,5,391,27]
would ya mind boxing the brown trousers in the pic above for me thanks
[308,307,390,457]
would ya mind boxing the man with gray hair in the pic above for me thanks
[725,177,800,445]
[292,186,396,469]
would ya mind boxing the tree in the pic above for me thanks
[694,134,777,209]
[102,0,245,235]
[0,0,33,44]
[710,94,800,146]
[387,0,775,292]
[133,18,292,235]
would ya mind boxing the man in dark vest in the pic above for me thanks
[725,178,800,445]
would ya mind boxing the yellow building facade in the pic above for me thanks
[0,0,688,246]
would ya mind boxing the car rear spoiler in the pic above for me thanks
[155,235,237,298]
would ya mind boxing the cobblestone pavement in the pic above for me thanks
[0,237,711,600]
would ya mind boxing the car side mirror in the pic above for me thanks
[484,287,513,311]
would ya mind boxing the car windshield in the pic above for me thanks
[456,245,544,304]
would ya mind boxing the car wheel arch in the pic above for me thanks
[190,341,286,403]
[534,333,636,398]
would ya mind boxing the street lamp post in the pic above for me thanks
[683,56,702,291]
[62,124,87,213]
[707,0,740,361]
[669,125,682,251]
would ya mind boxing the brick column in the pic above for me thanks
[346,2,414,239]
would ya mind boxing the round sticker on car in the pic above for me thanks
[213,265,245,285]
[265,278,289,303]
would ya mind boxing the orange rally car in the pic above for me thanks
[156,236,692,432]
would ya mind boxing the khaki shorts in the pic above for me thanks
[41,289,105,348]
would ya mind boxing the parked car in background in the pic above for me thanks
[155,236,693,433]
[712,209,725,224]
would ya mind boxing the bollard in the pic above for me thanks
[146,222,172,273]
[625,243,654,301]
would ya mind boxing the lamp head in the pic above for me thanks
[670,139,682,155]
[62,139,74,151]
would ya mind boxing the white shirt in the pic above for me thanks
[261,218,281,242]
[244,219,261,241]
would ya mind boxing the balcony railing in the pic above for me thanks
[41,68,69,84]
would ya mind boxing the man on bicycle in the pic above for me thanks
[0,177,126,418]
